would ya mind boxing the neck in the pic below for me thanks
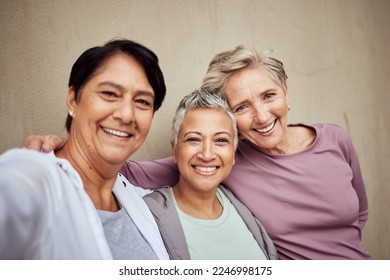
[56,139,120,212]
[262,144,288,155]
[172,182,222,219]
[260,125,316,155]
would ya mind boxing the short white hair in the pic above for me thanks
[171,89,238,150]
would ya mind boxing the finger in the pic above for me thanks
[41,135,66,152]
[21,135,45,151]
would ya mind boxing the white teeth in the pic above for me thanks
[255,120,276,133]
[102,127,130,137]
[195,166,217,173]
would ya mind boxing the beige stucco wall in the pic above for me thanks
[0,0,389,259]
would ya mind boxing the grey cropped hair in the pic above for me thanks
[202,45,288,98]
[170,89,238,149]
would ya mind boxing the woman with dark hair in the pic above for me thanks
[0,39,169,259]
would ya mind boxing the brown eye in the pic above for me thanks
[186,137,200,143]
[136,99,151,106]
[135,98,153,110]
[216,138,229,143]
[101,91,117,98]
[235,104,249,114]
[215,138,230,146]
[264,93,275,100]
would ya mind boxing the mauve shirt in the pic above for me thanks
[120,123,371,260]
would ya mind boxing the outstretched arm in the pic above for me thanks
[20,133,180,190]
[0,150,45,259]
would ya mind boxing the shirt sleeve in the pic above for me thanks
[348,139,369,230]
[335,126,369,230]
[0,162,45,259]
[119,156,179,190]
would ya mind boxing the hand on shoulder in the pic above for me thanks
[21,134,66,152]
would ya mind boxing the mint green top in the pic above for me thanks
[171,188,267,260]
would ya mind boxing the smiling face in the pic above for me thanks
[67,54,154,166]
[172,108,236,194]
[224,66,289,154]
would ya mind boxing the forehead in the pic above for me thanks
[88,54,153,91]
[96,54,141,76]
[224,66,282,104]
[180,108,234,133]
[227,66,276,92]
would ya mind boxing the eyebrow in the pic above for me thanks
[230,87,278,101]
[97,81,125,91]
[183,131,232,138]
[97,81,154,97]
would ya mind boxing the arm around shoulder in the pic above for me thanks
[120,156,179,189]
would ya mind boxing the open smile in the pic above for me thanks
[193,165,219,174]
[101,126,133,138]
[254,119,277,134]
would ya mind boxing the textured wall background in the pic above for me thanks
[1,0,389,259]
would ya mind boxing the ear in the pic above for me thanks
[67,87,77,116]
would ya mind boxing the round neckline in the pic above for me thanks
[242,123,320,158]
[170,188,228,226]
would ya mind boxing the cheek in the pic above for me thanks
[174,145,192,164]
[138,113,154,132]
[236,117,251,134]
[274,99,288,114]
[228,153,236,165]
[221,148,235,165]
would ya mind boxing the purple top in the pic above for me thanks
[120,123,371,259]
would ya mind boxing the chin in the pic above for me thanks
[102,151,131,165]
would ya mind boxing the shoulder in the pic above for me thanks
[311,124,355,159]
[0,148,53,165]
[289,123,348,137]
[312,123,352,143]
[117,174,154,197]
[143,187,174,217]
[143,187,172,204]
[313,123,347,133]
[218,185,246,208]
[0,149,61,182]
[0,149,62,222]
[218,185,234,198]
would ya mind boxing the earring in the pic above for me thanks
[287,105,291,111]
[69,111,74,117]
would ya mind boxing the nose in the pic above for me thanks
[252,101,269,123]
[113,100,134,124]
[197,141,216,162]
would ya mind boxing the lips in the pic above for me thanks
[101,126,132,138]
[254,119,276,133]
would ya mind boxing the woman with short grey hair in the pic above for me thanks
[143,89,277,260]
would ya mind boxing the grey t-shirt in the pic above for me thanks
[98,207,158,260]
